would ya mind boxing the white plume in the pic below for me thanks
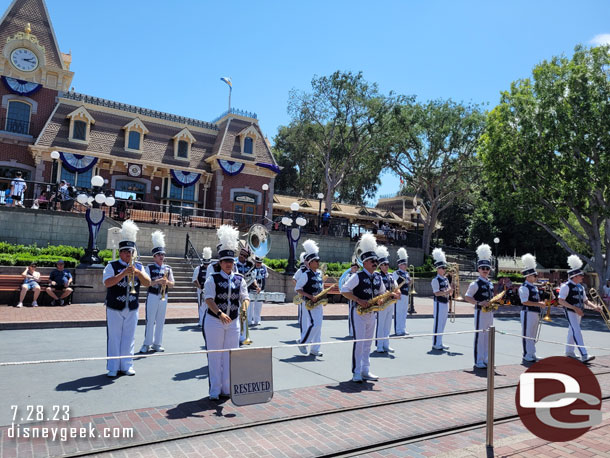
[476,243,492,261]
[397,247,408,261]
[359,232,377,254]
[151,230,165,249]
[303,239,319,256]
[521,253,537,270]
[120,220,139,242]
[217,225,239,251]
[299,252,305,263]
[375,245,389,259]
[202,247,212,260]
[567,254,583,270]
[432,248,446,264]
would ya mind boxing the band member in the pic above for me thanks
[203,225,249,400]
[341,233,389,382]
[375,246,395,353]
[431,248,451,351]
[558,255,600,363]
[464,244,494,369]
[295,240,324,357]
[345,262,359,337]
[519,253,545,362]
[293,252,308,333]
[250,257,268,326]
[392,247,411,336]
[102,220,151,377]
[206,244,237,278]
[193,247,213,327]
[139,231,174,354]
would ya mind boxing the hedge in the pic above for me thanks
[0,242,115,267]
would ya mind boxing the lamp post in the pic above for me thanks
[77,175,115,268]
[50,150,60,210]
[415,206,421,248]
[317,192,324,233]
[261,183,269,225]
[282,202,307,275]
[493,237,500,279]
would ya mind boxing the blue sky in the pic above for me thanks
[36,0,610,203]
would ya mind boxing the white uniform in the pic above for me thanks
[142,264,174,349]
[518,281,541,361]
[465,276,494,368]
[558,281,590,359]
[431,274,450,349]
[193,264,211,326]
[250,265,269,325]
[295,269,324,354]
[375,272,395,352]
[392,269,410,335]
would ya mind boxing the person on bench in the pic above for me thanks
[46,259,73,306]
[17,262,41,307]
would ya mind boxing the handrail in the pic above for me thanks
[184,233,203,267]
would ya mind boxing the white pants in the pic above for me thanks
[520,309,539,359]
[433,300,449,348]
[565,309,588,358]
[106,306,138,372]
[197,288,206,327]
[300,301,323,353]
[252,301,263,324]
[203,312,240,397]
[394,295,409,335]
[143,294,167,347]
[375,306,393,351]
[348,302,354,337]
[352,307,376,375]
[298,302,307,340]
[474,308,493,366]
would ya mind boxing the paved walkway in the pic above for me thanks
[1,357,608,457]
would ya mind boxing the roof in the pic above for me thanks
[272,194,413,227]
[212,117,277,165]
[498,256,547,273]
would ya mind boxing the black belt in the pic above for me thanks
[522,306,540,313]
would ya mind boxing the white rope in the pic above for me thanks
[498,329,610,352]
[0,329,483,367]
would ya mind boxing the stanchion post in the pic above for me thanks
[486,325,495,454]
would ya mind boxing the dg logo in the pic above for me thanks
[516,356,602,441]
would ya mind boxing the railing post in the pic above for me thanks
[486,325,495,454]
[185,233,189,259]
[221,209,224,224]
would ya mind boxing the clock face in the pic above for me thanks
[128,164,142,177]
[10,48,38,72]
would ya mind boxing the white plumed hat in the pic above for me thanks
[521,253,537,277]
[151,230,166,255]
[567,255,584,278]
[375,245,389,265]
[303,239,320,263]
[432,247,447,269]
[119,220,138,251]
[359,233,378,263]
[202,247,212,264]
[476,244,493,269]
[396,247,408,266]
[216,225,239,261]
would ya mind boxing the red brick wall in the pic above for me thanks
[0,84,58,137]
[218,171,271,214]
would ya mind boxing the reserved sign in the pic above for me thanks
[230,347,273,406]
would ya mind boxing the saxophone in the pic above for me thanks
[305,282,333,310]
[357,279,405,315]
[482,289,506,312]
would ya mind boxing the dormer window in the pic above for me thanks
[122,118,148,153]
[237,125,259,156]
[173,128,195,160]
[67,106,95,144]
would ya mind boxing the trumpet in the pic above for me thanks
[357,279,405,315]
[240,299,252,345]
[160,267,168,301]
[408,265,417,315]
[535,285,555,342]
[128,249,139,295]
[447,263,461,323]
[589,288,610,331]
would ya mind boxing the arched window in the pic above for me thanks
[128,131,141,150]
[60,165,93,188]
[244,137,253,154]
[6,100,30,134]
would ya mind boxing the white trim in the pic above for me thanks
[2,94,37,113]
[34,103,59,145]
[4,99,32,134]
[230,188,262,205]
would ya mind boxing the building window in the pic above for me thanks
[177,140,188,158]
[73,120,86,140]
[5,100,30,135]
[169,182,195,201]
[244,137,253,154]
[128,131,141,150]
[115,179,146,200]
[60,165,93,188]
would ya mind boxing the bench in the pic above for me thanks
[0,274,55,306]
[188,216,223,229]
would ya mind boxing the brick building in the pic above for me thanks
[0,0,278,222]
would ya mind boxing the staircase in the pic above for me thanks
[137,256,198,303]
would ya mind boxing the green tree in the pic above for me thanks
[480,45,610,283]
[388,99,486,255]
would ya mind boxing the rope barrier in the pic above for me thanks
[497,329,610,352]
[0,329,483,367]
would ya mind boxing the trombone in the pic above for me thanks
[408,265,417,314]
[447,263,461,323]
[535,285,555,343]
[240,299,252,345]
[589,288,610,331]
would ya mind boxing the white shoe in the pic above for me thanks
[209,394,220,401]
[152,345,165,352]
[362,372,379,381]
[32,301,38,307]
[582,355,595,363]
[139,345,151,354]
[310,351,323,357]
[60,299,65,306]
[107,370,118,378]
[375,349,387,353]
[352,373,363,383]
[387,347,395,353]
[523,356,538,362]
[475,363,487,369]
[565,353,579,360]
[16,302,23,308]
[124,368,136,376]
[298,345,308,355]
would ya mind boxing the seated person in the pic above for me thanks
[37,191,49,209]
[46,260,73,306]
[17,263,41,307]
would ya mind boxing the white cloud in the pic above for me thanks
[590,34,610,46]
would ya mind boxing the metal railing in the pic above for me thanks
[1,117,30,135]
[211,107,258,123]
[184,233,203,267]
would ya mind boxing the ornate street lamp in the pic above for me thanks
[282,202,307,275]
[261,183,269,225]
[317,192,324,233]
[50,150,60,210]
[415,206,421,248]
[77,175,115,267]
[493,237,500,279]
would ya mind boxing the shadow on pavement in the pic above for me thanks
[166,398,236,420]
[278,354,319,363]
[173,365,209,382]
[177,325,201,332]
[370,351,395,359]
[56,374,115,393]
[326,380,379,393]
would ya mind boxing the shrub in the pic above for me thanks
[0,253,15,266]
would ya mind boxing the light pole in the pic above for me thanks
[50,150,60,210]
[317,192,324,233]
[415,206,421,248]
[282,202,307,275]
[77,175,115,267]
[493,237,500,279]
[261,183,269,225]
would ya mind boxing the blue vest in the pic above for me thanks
[211,273,243,321]
[522,283,540,312]
[563,281,585,311]
[106,260,142,311]
[352,270,383,301]
[379,271,393,291]
[302,269,323,296]
[147,263,170,295]
[197,264,207,286]
[434,275,449,304]
[472,278,493,305]
[395,269,410,295]
[255,265,267,291]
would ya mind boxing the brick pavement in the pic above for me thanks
[1,357,609,457]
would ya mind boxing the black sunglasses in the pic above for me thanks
[480,267,491,271]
